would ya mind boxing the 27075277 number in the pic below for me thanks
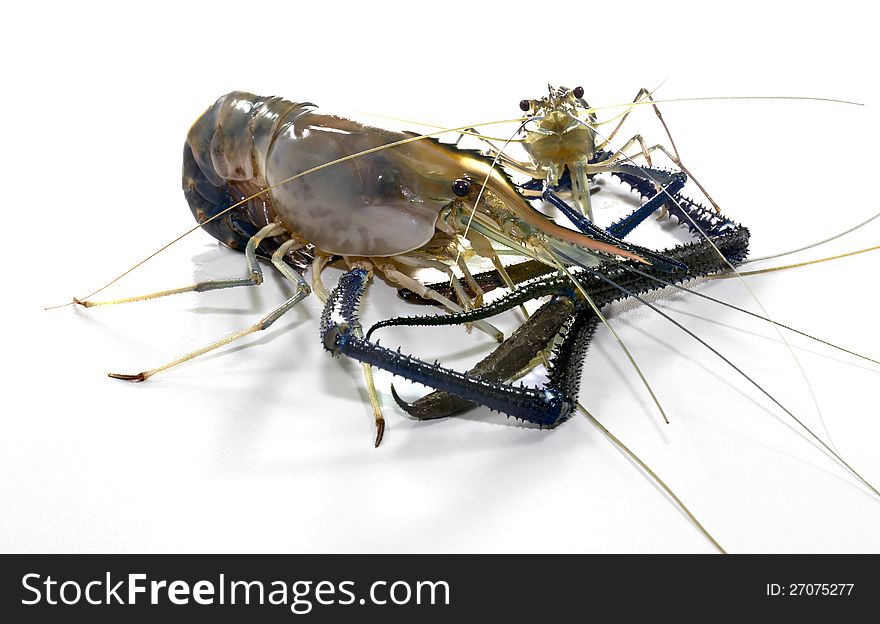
[766,584,854,597]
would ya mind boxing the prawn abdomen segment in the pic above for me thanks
[182,92,312,250]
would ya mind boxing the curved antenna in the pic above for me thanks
[55,91,866,309]
[578,404,726,554]
[742,211,880,264]
[584,95,864,116]
[51,115,531,308]
[621,264,880,367]
[584,263,880,499]
[710,245,880,278]
[575,115,865,480]
[353,111,526,143]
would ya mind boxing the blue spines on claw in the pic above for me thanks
[320,267,370,354]
[368,189,750,421]
[606,160,739,241]
[341,337,569,425]
[321,149,750,425]
[375,223,750,341]
[547,309,600,403]
[527,151,735,239]
[542,188,688,272]
[604,168,688,239]
[388,296,579,421]
[321,268,569,425]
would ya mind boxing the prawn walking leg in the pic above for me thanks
[75,223,285,307]
[373,258,503,342]
[600,86,722,213]
[109,239,310,381]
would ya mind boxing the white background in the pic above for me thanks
[3,0,879,553]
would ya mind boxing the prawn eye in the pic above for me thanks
[519,99,531,112]
[573,86,584,99]
[452,178,472,197]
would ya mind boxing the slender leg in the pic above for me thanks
[583,145,667,173]
[573,142,661,221]
[570,160,595,220]
[75,223,285,307]
[109,239,310,381]
[395,257,555,306]
[597,87,654,149]
[598,86,722,213]
[601,132,655,168]
[356,343,385,447]
[373,258,503,342]
[461,228,530,321]
[455,255,485,309]
[602,141,691,219]
[310,253,334,303]
[269,240,307,285]
[393,254,475,310]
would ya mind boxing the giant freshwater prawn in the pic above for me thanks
[56,85,880,552]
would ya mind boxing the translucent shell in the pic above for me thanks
[266,112,463,257]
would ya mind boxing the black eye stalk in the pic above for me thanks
[519,99,531,112]
[572,86,584,99]
[452,178,472,197]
